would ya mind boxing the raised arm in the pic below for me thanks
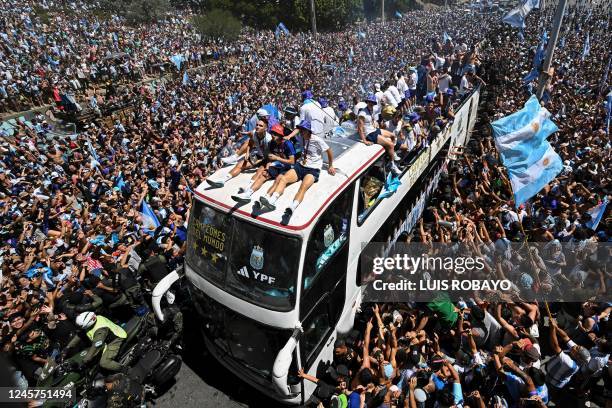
[549,321,562,355]
[495,303,519,339]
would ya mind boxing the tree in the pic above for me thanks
[293,0,364,31]
[125,0,170,22]
[192,9,242,40]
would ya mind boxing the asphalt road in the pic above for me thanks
[154,314,281,408]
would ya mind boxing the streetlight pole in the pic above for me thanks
[536,0,567,100]
[382,0,385,24]
[310,0,317,35]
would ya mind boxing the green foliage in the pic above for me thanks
[192,9,242,40]
[125,0,171,23]
[201,0,363,32]
[32,5,51,25]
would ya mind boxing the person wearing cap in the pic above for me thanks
[358,94,401,175]
[320,97,339,135]
[231,124,295,203]
[207,119,272,188]
[296,89,325,138]
[67,311,127,372]
[259,119,335,215]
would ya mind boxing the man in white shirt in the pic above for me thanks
[374,83,385,106]
[384,81,402,109]
[319,97,338,136]
[396,71,408,109]
[298,90,325,137]
[437,68,452,95]
[260,120,335,215]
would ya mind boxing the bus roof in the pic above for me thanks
[193,134,385,233]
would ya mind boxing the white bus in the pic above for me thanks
[153,88,481,404]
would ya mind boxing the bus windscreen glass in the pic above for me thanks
[187,200,301,310]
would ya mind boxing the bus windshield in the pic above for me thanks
[186,200,301,310]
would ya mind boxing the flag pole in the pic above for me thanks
[536,0,568,100]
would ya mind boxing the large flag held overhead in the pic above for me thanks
[492,95,563,206]
[585,198,608,230]
[502,0,539,28]
[274,22,290,38]
[140,201,161,235]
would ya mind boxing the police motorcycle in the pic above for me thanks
[36,311,181,407]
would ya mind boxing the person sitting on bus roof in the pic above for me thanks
[206,119,271,188]
[231,124,295,204]
[358,94,402,175]
[284,90,326,140]
[259,120,335,215]
[221,109,271,166]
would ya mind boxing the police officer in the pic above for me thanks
[68,312,127,372]
[112,266,147,314]
[138,246,169,290]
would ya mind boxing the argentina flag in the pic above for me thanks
[492,95,563,206]
[502,0,539,28]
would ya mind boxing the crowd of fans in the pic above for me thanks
[0,0,610,407]
[0,0,237,113]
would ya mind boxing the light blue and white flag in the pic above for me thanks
[492,95,563,206]
[140,201,161,235]
[502,0,539,28]
[170,54,184,70]
[523,31,547,84]
[443,32,452,43]
[585,198,608,230]
[182,71,190,85]
[357,31,366,40]
[395,11,403,18]
[582,32,590,61]
[274,22,290,38]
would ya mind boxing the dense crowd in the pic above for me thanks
[0,0,610,407]
[0,0,238,113]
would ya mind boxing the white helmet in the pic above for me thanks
[76,312,97,330]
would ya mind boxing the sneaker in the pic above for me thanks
[231,192,251,204]
[206,179,225,188]
[393,153,401,161]
[221,154,239,165]
[390,163,401,176]
[260,196,276,211]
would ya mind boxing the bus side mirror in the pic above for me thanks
[152,268,183,322]
[272,324,303,396]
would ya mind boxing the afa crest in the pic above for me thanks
[250,245,264,270]
[323,224,334,248]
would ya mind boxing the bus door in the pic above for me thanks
[298,185,354,384]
